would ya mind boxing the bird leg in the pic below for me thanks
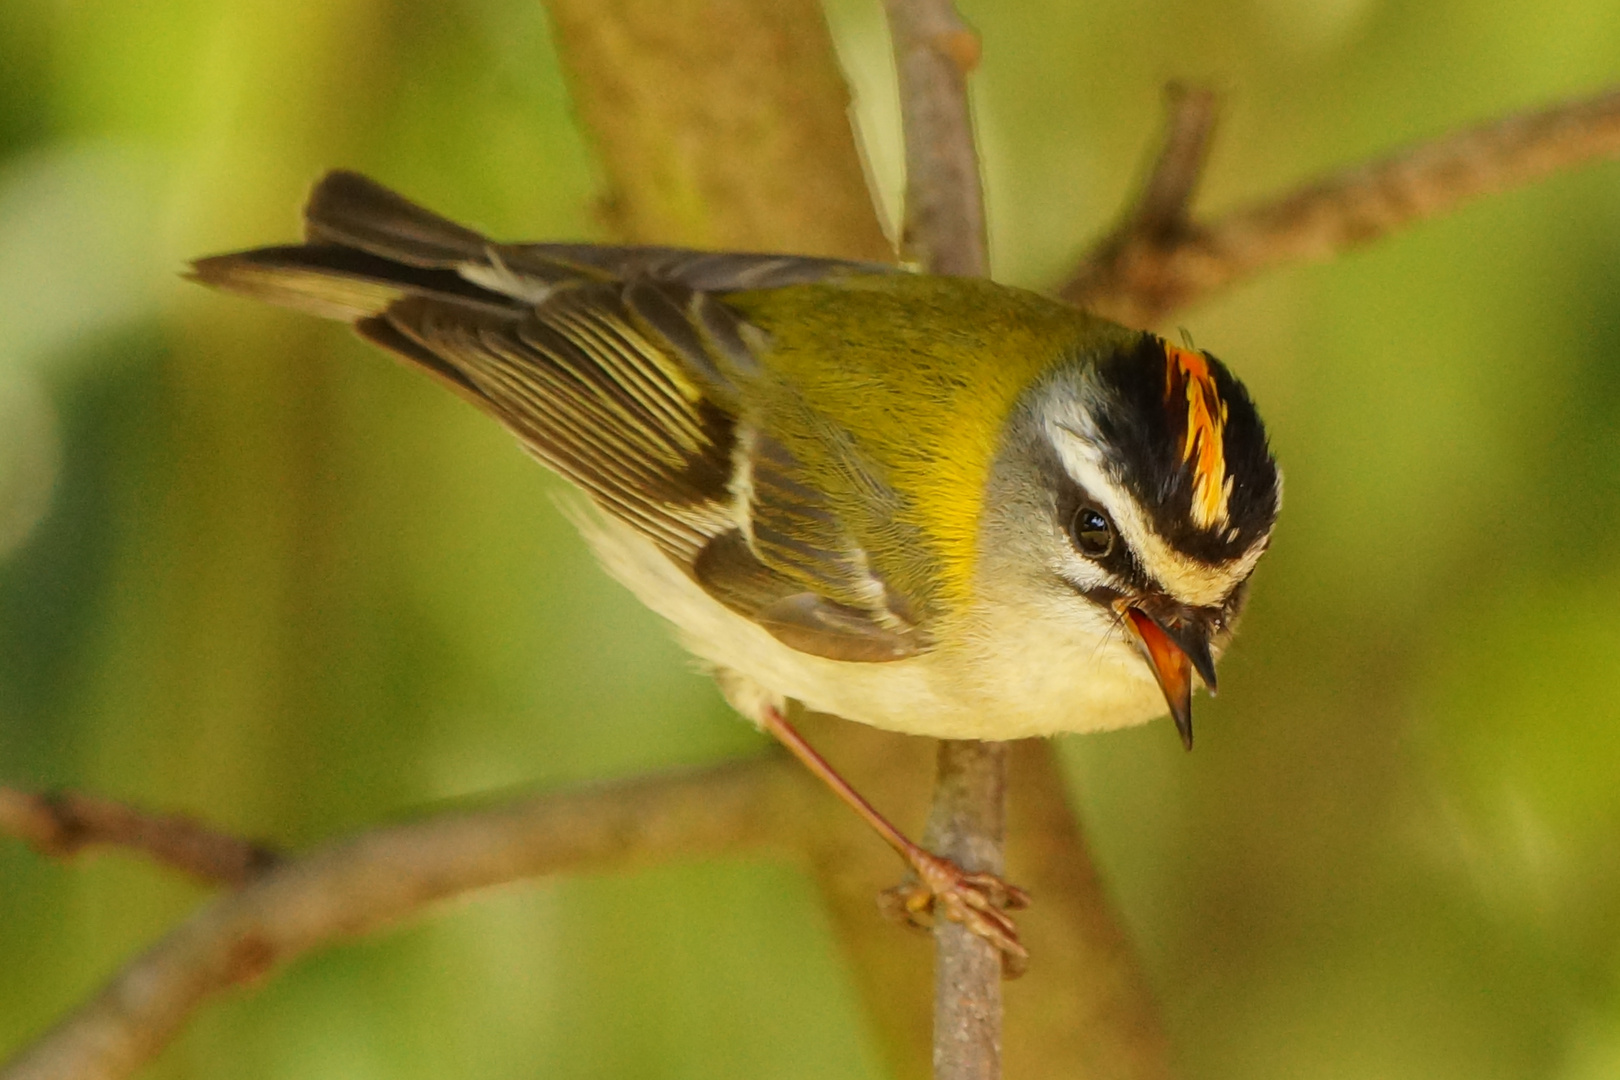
[757,705,1031,973]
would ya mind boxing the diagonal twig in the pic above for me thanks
[0,788,280,887]
[0,756,805,1080]
[1125,82,1220,241]
[1064,83,1620,327]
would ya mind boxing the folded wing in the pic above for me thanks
[191,170,926,661]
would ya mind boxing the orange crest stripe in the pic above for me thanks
[1164,343,1231,531]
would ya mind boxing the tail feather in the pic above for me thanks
[188,243,515,323]
[196,170,898,321]
[303,170,491,266]
[303,169,897,292]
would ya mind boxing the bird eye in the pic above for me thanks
[1069,505,1116,558]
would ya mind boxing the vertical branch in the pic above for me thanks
[544,0,893,261]
[881,3,1004,1077]
[882,0,988,276]
[922,741,1008,1080]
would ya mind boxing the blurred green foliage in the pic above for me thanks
[0,0,1617,1077]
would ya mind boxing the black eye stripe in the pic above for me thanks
[1035,430,1256,618]
[1029,420,1166,594]
[1050,476,1151,591]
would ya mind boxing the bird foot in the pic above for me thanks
[879,849,1031,978]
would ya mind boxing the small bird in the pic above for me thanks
[192,171,1281,964]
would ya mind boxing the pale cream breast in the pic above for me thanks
[573,505,1174,741]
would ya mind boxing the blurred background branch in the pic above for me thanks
[544,0,893,261]
[0,787,278,887]
[1,758,804,1080]
[1066,83,1620,327]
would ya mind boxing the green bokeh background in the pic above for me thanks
[2,1,1618,1077]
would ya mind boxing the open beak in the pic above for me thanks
[1123,607,1218,751]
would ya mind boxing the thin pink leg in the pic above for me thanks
[759,705,1030,971]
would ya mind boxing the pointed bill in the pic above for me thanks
[1124,608,1197,750]
[1160,618,1218,695]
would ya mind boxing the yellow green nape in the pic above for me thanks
[724,274,1127,606]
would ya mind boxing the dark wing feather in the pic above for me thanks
[693,531,922,662]
[306,169,899,293]
[692,424,929,660]
[303,170,489,264]
[372,286,737,562]
[745,433,887,608]
[191,169,927,660]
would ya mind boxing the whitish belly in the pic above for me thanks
[576,510,1174,740]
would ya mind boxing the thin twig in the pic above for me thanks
[922,742,1008,1080]
[1063,83,1620,326]
[881,1,1007,1077]
[0,756,802,1080]
[1128,82,1220,240]
[882,0,987,276]
[0,788,280,887]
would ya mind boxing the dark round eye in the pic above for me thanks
[1069,505,1116,558]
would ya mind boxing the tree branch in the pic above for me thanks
[1063,83,1620,327]
[1000,741,1170,1080]
[1126,82,1220,241]
[792,715,1174,1080]
[879,2,1010,1076]
[0,757,803,1080]
[923,741,1008,1080]
[882,0,987,276]
[0,788,280,887]
[544,0,893,262]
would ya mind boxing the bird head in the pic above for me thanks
[978,330,1281,747]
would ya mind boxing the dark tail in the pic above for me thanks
[188,171,508,322]
[301,170,489,265]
